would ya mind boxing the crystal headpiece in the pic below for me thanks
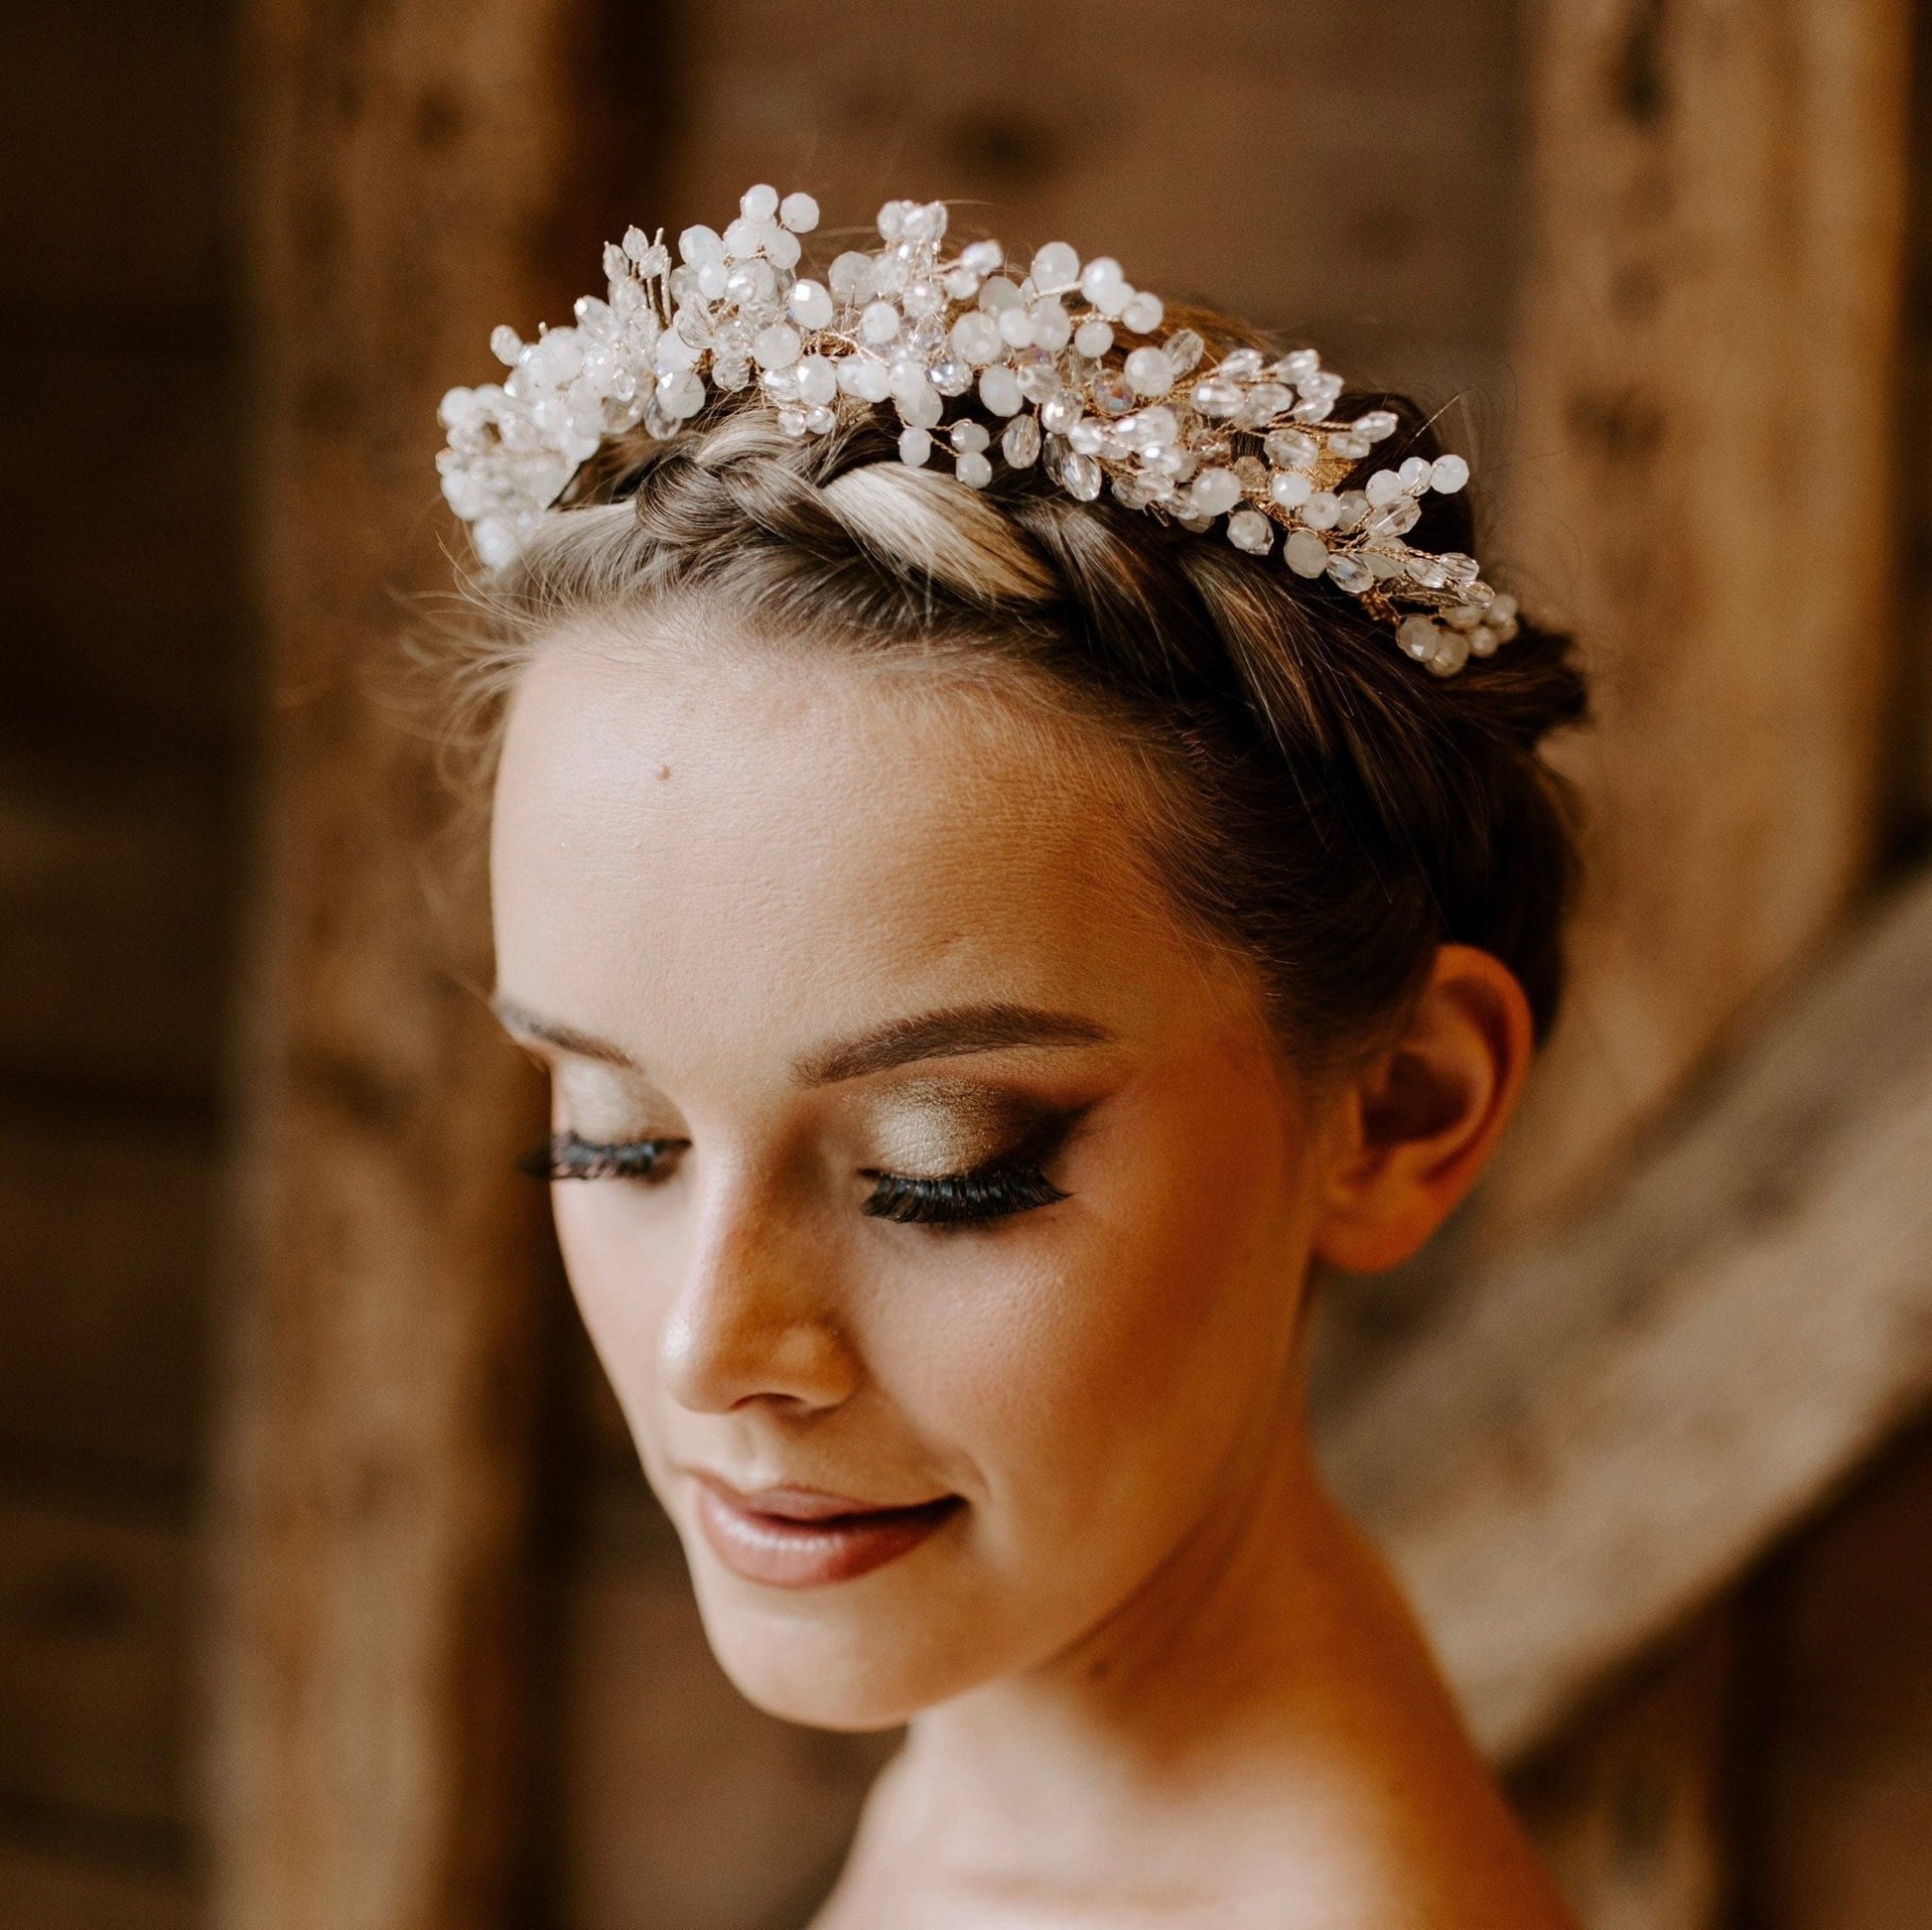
[437,186,1519,676]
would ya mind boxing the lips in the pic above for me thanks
[690,1473,962,1588]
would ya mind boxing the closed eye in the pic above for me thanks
[521,1131,689,1181]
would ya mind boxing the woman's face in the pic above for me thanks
[491,618,1327,1728]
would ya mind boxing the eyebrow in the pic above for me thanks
[492,998,641,1069]
[491,996,1112,1085]
[790,1003,1114,1086]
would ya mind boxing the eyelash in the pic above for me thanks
[522,1131,1073,1227]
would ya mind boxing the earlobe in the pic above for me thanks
[1311,945,1536,1274]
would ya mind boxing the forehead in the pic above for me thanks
[489,620,1226,1076]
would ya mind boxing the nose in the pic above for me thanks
[657,1169,861,1416]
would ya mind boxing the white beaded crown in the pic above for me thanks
[437,186,1519,676]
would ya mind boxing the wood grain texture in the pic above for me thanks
[1738,1421,1932,1930]
[1322,866,1932,1762]
[1516,1617,1735,1930]
[205,3,593,1926]
[1486,0,1911,1233]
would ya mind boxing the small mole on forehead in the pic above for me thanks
[657,763,671,779]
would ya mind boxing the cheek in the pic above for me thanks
[547,1188,678,1454]
[871,1063,1309,1549]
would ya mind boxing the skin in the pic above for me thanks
[490,613,1579,1930]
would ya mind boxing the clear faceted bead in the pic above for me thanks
[1398,616,1441,661]
[1092,368,1137,416]
[1191,379,1243,418]
[951,419,991,454]
[1327,554,1375,595]
[929,354,973,397]
[1166,329,1205,373]
[1063,452,1104,500]
[1040,392,1083,435]
[1354,409,1399,442]
[1003,414,1042,468]
[1227,509,1274,555]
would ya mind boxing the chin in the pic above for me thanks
[685,1565,994,1731]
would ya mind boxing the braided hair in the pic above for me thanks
[453,367,1586,1069]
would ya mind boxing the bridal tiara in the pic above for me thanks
[437,186,1518,677]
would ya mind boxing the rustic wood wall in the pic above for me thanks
[6,1,1932,1928]
[0,0,241,1924]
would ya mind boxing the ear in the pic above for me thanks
[1311,944,1536,1274]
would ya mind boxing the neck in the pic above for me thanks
[835,1405,1574,1928]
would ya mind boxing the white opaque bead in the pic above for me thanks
[950,419,991,454]
[788,279,835,331]
[794,353,836,404]
[861,301,900,345]
[980,364,1024,415]
[1285,529,1329,577]
[950,311,1002,365]
[1080,256,1125,302]
[1431,453,1470,492]
[753,323,801,368]
[741,183,779,221]
[1190,468,1243,515]
[1400,455,1435,490]
[840,357,892,402]
[1270,471,1312,509]
[955,451,994,488]
[1365,469,1405,506]
[1121,290,1165,334]
[1302,491,1341,529]
[1074,320,1114,358]
[978,276,1025,314]
[961,239,1005,275]
[677,224,724,266]
[779,191,820,232]
[829,251,873,302]
[896,379,942,428]
[1031,241,1080,290]
[1024,301,1070,351]
[1124,346,1174,397]
[898,426,932,466]
[999,307,1036,347]
[1354,409,1399,441]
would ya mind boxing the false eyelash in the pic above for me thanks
[519,1131,687,1181]
[863,1161,1069,1227]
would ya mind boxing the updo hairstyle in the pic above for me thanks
[452,314,1587,1074]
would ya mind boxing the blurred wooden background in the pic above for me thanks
[4,1,1931,1927]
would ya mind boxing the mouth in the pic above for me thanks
[688,1472,964,1589]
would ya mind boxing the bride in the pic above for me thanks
[439,187,1586,1927]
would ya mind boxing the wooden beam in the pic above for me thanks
[1486,0,1910,1234]
[205,4,590,1927]
[1320,866,1932,1763]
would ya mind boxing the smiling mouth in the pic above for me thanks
[689,1474,964,1588]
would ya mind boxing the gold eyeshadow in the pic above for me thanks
[862,1080,1064,1179]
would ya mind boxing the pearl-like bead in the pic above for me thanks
[788,280,835,331]
[950,311,1002,365]
[1032,241,1080,290]
[1285,529,1329,577]
[1124,346,1174,397]
[980,364,1024,415]
[898,426,932,467]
